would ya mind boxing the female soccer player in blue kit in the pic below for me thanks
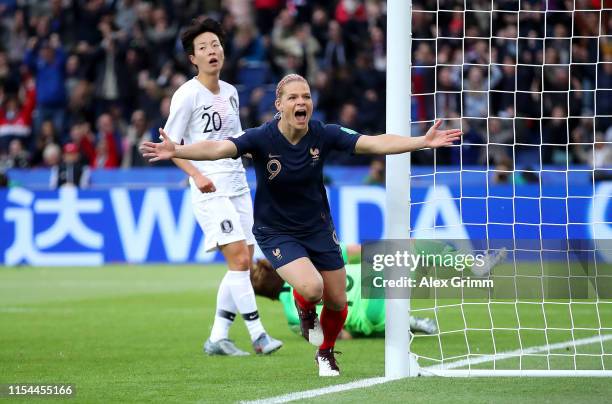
[141,74,462,376]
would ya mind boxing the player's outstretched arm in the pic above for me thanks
[355,120,462,155]
[140,128,238,162]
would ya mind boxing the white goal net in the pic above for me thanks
[405,0,612,376]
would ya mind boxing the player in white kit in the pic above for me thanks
[164,17,282,356]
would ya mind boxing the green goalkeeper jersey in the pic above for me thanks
[277,240,460,336]
[278,263,386,336]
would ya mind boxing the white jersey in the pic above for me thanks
[164,78,249,201]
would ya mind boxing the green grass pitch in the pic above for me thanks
[0,265,610,403]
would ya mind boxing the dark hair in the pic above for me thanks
[250,259,285,300]
[180,17,225,56]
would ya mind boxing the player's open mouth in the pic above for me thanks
[209,58,219,65]
[294,110,307,123]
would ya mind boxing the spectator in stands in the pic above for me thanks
[151,96,171,138]
[42,142,61,168]
[463,67,489,119]
[94,113,120,168]
[272,10,320,78]
[24,34,67,135]
[412,4,435,38]
[353,52,383,98]
[453,119,485,165]
[30,120,59,167]
[334,0,368,58]
[364,158,385,185]
[0,139,30,169]
[491,55,515,117]
[50,142,90,188]
[237,23,268,65]
[115,0,139,34]
[492,160,513,185]
[465,40,489,65]
[271,7,295,50]
[93,134,118,168]
[542,106,568,164]
[0,51,19,88]
[145,7,177,71]
[242,87,267,128]
[327,66,357,120]
[488,118,514,165]
[225,23,267,82]
[310,6,330,54]
[597,63,612,120]
[327,102,370,165]
[572,123,612,173]
[322,20,347,70]
[3,9,27,65]
[108,104,129,143]
[91,18,131,118]
[412,42,435,121]
[0,77,36,152]
[358,88,384,133]
[352,52,384,131]
[48,0,69,41]
[310,70,336,121]
[436,66,460,119]
[73,0,109,45]
[293,23,321,82]
[254,0,283,36]
[122,109,153,168]
[338,102,360,132]
[64,54,82,97]
[369,25,386,72]
[68,121,96,166]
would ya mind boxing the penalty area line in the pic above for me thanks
[241,334,612,403]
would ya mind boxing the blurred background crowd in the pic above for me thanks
[0,0,609,187]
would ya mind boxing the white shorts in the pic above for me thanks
[192,192,256,252]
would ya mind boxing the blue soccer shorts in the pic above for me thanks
[255,227,344,271]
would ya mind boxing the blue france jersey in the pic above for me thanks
[229,119,362,234]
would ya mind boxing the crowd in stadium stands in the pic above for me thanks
[0,0,609,187]
[411,0,611,171]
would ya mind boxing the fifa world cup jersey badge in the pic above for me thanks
[272,248,283,260]
[309,147,320,165]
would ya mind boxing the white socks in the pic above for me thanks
[226,270,266,342]
[209,271,237,342]
[209,270,265,343]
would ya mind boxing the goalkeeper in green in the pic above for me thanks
[252,241,506,337]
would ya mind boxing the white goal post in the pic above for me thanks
[385,0,612,378]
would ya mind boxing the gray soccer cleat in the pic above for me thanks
[471,247,508,277]
[409,316,438,335]
[204,338,250,356]
[252,333,283,355]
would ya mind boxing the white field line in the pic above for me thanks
[425,334,612,371]
[240,334,612,404]
[239,377,388,404]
